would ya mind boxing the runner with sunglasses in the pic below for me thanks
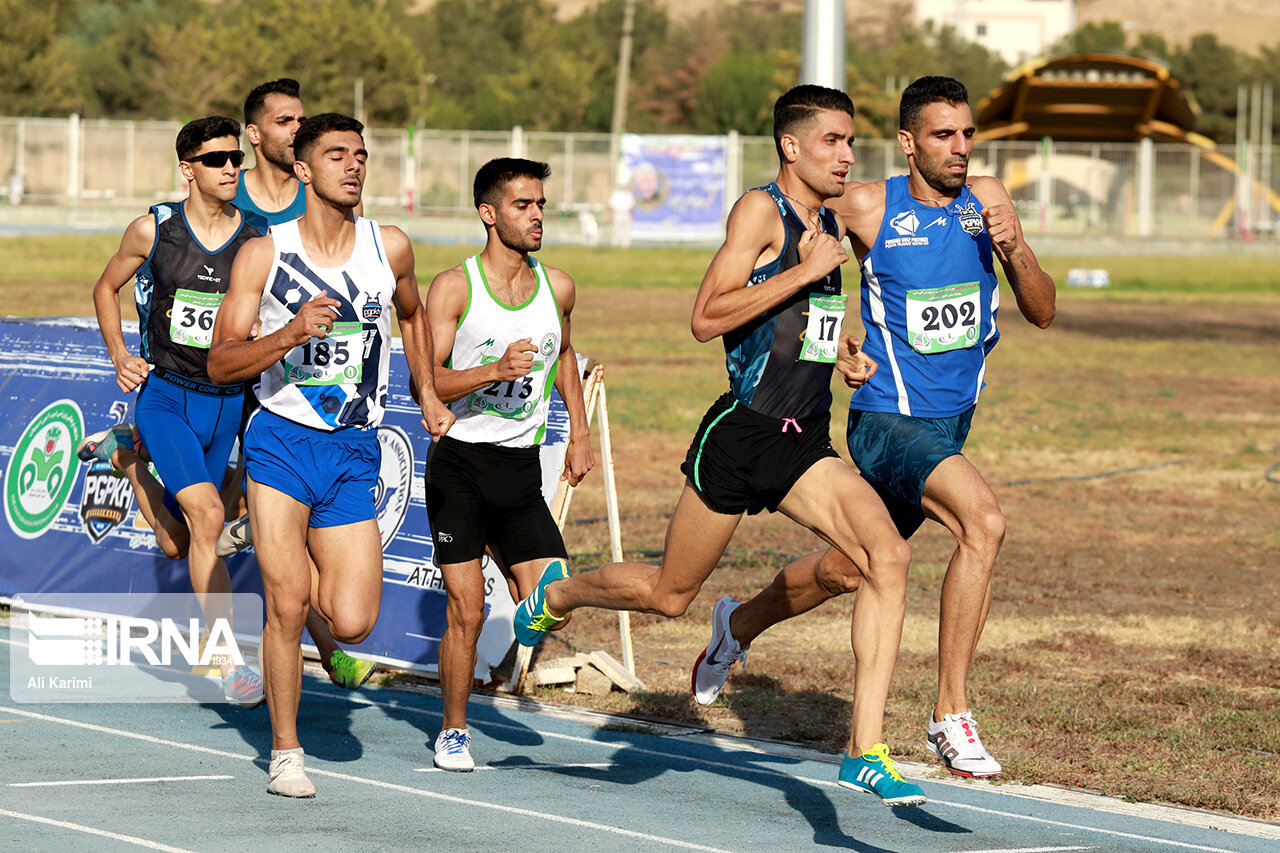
[79,115,265,707]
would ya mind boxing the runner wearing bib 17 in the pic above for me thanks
[832,76,1056,779]
[513,86,928,807]
[80,115,264,708]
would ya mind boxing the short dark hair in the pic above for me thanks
[899,76,969,133]
[175,116,241,161]
[773,85,856,161]
[293,113,364,162]
[473,157,551,209]
[244,78,302,126]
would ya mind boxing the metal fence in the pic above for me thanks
[2,116,1277,244]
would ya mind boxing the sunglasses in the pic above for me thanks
[185,150,246,168]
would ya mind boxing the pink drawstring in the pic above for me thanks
[781,418,802,433]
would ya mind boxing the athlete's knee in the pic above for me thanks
[444,597,485,641]
[815,548,863,596]
[184,499,225,545]
[959,506,1006,559]
[328,610,377,645]
[264,592,310,636]
[650,587,698,619]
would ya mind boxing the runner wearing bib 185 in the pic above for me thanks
[80,115,265,708]
[208,113,454,799]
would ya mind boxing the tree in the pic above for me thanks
[1170,34,1245,142]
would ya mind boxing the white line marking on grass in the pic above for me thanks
[0,807,198,853]
[9,775,233,787]
[0,705,732,853]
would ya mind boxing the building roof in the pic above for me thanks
[975,53,1213,147]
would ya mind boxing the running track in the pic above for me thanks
[2,622,1276,853]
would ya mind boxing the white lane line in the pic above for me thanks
[948,848,1093,853]
[914,798,1250,853]
[300,687,1280,846]
[0,807,198,853]
[414,763,614,773]
[0,705,732,853]
[10,775,233,787]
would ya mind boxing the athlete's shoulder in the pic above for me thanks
[377,222,413,265]
[967,175,1012,206]
[427,262,468,292]
[234,232,277,267]
[829,180,886,218]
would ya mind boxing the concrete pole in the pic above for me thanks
[802,0,846,90]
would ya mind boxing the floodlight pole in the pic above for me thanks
[802,0,846,90]
[610,0,636,186]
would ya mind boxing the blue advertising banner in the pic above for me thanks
[0,317,571,677]
[620,133,728,242]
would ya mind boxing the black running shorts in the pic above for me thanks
[424,434,567,566]
[680,392,838,516]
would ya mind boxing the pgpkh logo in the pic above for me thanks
[80,459,133,542]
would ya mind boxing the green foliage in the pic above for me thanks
[1,1,1276,145]
[1169,34,1245,141]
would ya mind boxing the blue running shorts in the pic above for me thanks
[846,405,975,538]
[243,407,380,528]
[135,371,243,513]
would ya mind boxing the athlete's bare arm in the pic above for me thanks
[970,176,1055,328]
[424,267,538,403]
[548,266,595,487]
[92,213,156,393]
[207,235,339,384]
[384,225,453,439]
[691,189,848,342]
[829,180,887,261]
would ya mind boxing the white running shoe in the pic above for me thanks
[926,711,1002,778]
[433,728,475,772]
[267,749,316,797]
[216,513,253,557]
[691,597,747,705]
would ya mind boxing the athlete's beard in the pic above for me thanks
[312,182,361,210]
[915,146,968,194]
[496,218,541,253]
[259,135,296,173]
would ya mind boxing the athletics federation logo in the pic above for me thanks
[5,400,84,539]
[374,426,414,548]
[540,333,557,357]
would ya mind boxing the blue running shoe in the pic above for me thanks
[513,559,569,647]
[221,665,266,708]
[76,423,137,468]
[838,744,926,807]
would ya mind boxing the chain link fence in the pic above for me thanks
[2,116,1276,246]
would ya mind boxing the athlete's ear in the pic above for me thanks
[246,123,261,147]
[478,202,497,228]
[779,132,801,165]
[178,160,195,184]
[293,159,311,185]
[897,128,915,159]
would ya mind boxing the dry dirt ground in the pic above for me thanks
[489,291,1280,818]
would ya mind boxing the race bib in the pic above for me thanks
[906,283,981,354]
[799,294,847,363]
[283,322,363,385]
[169,289,223,349]
[466,355,545,419]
